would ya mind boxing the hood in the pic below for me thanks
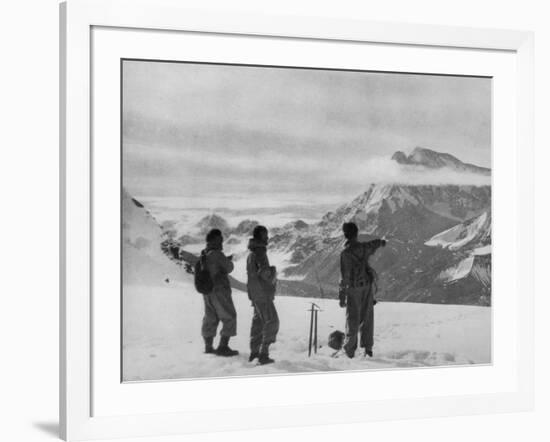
[248,237,267,251]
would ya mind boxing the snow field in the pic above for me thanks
[122,278,491,381]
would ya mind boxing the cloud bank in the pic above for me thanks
[348,156,491,186]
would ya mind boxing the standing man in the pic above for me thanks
[339,222,386,358]
[246,225,279,365]
[201,228,239,357]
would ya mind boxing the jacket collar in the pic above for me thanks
[205,240,223,251]
[248,237,267,251]
[344,238,360,248]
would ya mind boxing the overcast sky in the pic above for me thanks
[122,60,491,202]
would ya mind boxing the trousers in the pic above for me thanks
[201,288,237,338]
[343,286,374,354]
[249,298,279,352]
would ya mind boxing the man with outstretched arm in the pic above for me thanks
[201,228,239,357]
[339,222,386,358]
[247,225,279,365]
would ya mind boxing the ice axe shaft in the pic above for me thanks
[313,309,318,353]
[308,307,314,357]
[307,303,321,357]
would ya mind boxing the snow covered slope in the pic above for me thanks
[425,211,491,251]
[123,280,491,381]
[122,187,182,285]
[425,211,491,304]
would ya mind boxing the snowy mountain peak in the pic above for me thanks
[391,147,491,176]
[347,183,420,215]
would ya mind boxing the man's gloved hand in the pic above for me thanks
[269,266,278,284]
[338,288,347,308]
[381,239,387,247]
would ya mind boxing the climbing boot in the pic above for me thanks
[215,336,239,357]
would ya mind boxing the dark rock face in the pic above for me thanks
[391,151,408,164]
[131,197,145,208]
[368,236,491,306]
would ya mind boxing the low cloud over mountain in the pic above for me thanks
[344,147,491,187]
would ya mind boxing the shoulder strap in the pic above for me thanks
[348,245,369,283]
[200,250,210,272]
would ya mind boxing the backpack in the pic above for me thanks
[346,246,366,286]
[194,251,213,295]
[349,244,379,292]
[251,251,277,298]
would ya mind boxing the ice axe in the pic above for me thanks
[307,302,322,356]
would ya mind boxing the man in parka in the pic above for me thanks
[201,228,239,357]
[246,225,279,365]
[339,222,386,358]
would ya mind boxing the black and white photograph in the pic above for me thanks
[4,0,547,439]
[121,60,492,381]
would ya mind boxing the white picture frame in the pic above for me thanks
[60,0,534,440]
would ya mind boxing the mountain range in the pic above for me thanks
[268,148,492,305]
[124,147,492,306]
